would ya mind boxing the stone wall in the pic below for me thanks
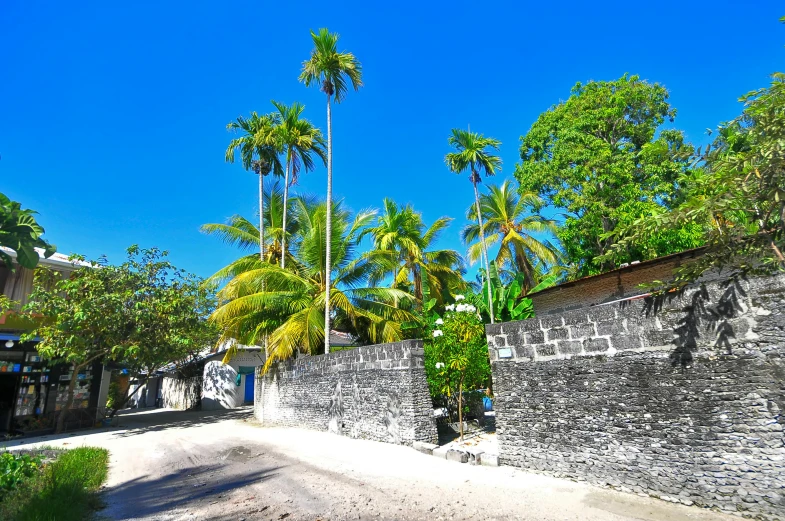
[486,274,785,519]
[254,340,437,446]
[161,376,201,410]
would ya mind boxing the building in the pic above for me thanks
[0,248,110,436]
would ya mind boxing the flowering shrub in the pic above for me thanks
[423,295,490,439]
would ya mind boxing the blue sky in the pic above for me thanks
[1,1,783,280]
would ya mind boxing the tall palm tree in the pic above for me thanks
[270,101,327,269]
[366,198,465,303]
[210,198,416,371]
[224,112,283,263]
[445,128,502,323]
[463,180,562,293]
[299,28,363,354]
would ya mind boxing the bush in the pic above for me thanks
[0,447,109,521]
[0,452,41,495]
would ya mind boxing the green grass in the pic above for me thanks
[0,447,109,521]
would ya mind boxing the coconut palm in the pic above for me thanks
[224,112,283,263]
[270,101,327,269]
[209,198,416,371]
[201,183,301,289]
[463,180,562,293]
[299,28,363,354]
[445,128,502,323]
[366,198,465,303]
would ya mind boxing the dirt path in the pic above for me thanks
[9,408,739,521]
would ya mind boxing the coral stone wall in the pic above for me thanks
[487,274,785,519]
[254,340,437,446]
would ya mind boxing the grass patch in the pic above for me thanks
[0,447,109,521]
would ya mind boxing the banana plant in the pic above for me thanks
[470,264,559,323]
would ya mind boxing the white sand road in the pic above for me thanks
[8,408,739,521]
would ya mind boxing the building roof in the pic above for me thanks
[330,330,358,347]
[0,246,91,271]
[527,247,706,300]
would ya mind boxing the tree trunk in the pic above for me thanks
[457,374,465,442]
[109,375,148,418]
[259,171,265,262]
[281,149,291,269]
[472,176,494,323]
[55,363,84,434]
[323,94,333,354]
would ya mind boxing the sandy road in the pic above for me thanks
[9,408,739,521]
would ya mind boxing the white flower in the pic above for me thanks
[455,294,465,301]
[467,305,476,312]
[435,362,445,369]
[435,318,443,325]
[456,303,466,312]
[445,304,455,311]
[432,329,443,338]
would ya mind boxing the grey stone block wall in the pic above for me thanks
[487,274,785,519]
[254,339,437,446]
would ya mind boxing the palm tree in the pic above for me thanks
[209,198,417,371]
[366,198,465,303]
[270,101,327,269]
[224,112,283,263]
[299,28,363,354]
[463,180,562,293]
[445,128,502,323]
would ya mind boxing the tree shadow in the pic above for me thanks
[640,277,747,368]
[113,407,254,438]
[102,463,281,520]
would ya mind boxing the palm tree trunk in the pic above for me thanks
[281,149,291,269]
[323,94,333,354]
[472,176,494,323]
[259,172,265,262]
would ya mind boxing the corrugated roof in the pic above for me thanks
[0,246,91,270]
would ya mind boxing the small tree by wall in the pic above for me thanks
[422,296,490,441]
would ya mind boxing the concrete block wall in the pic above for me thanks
[254,339,437,446]
[487,274,785,519]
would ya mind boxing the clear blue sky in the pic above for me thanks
[1,1,783,279]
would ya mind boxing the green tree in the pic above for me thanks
[0,193,55,269]
[366,198,465,303]
[462,180,562,293]
[515,74,702,277]
[24,247,216,432]
[445,128,502,323]
[605,72,785,287]
[209,199,417,370]
[270,100,327,268]
[225,112,284,263]
[300,27,363,354]
[424,302,490,441]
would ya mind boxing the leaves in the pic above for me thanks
[0,192,55,270]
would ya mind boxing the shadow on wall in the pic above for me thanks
[638,277,747,368]
[202,362,238,411]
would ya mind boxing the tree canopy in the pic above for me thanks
[515,74,704,277]
[0,192,55,270]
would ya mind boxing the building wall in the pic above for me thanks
[254,340,437,446]
[486,273,785,519]
[161,376,201,410]
[529,251,706,316]
[202,350,264,410]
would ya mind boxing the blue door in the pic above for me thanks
[244,374,255,403]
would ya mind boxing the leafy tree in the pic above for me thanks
[0,192,55,269]
[462,180,562,293]
[515,74,703,277]
[366,198,465,303]
[225,112,284,263]
[300,28,363,354]
[209,198,417,370]
[423,300,490,441]
[445,128,502,323]
[23,247,217,432]
[270,101,327,268]
[605,72,785,287]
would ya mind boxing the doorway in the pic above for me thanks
[0,375,19,434]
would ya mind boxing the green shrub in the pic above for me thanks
[0,447,109,521]
[0,452,42,495]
